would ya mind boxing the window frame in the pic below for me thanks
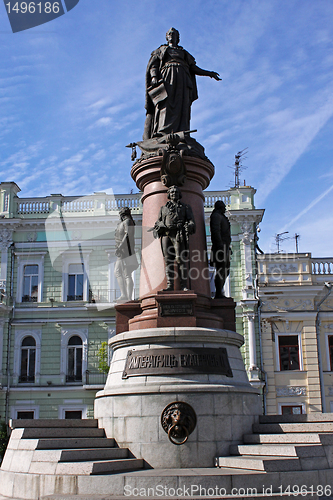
[60,327,88,385]
[66,335,83,382]
[58,404,87,419]
[275,331,303,372]
[19,336,36,383]
[278,402,306,415]
[13,328,42,385]
[15,252,46,303]
[11,404,39,420]
[61,251,90,302]
[325,333,333,372]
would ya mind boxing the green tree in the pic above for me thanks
[98,341,109,374]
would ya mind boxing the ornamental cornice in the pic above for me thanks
[227,212,263,244]
[45,217,118,229]
[227,209,265,225]
[0,228,13,249]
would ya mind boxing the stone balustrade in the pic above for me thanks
[204,191,230,208]
[257,254,333,286]
[312,258,333,276]
[12,190,231,218]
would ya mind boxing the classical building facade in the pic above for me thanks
[0,181,264,421]
[258,253,333,415]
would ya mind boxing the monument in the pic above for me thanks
[94,28,261,469]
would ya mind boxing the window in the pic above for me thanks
[61,251,91,302]
[59,404,87,419]
[22,265,39,302]
[278,335,300,371]
[16,252,45,303]
[11,404,39,419]
[67,264,84,301]
[13,329,41,385]
[16,411,34,419]
[19,336,36,383]
[66,335,83,382]
[65,410,82,419]
[281,405,303,415]
[329,336,333,371]
[60,327,88,384]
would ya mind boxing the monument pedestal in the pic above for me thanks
[94,152,261,469]
[115,292,236,333]
[94,326,261,469]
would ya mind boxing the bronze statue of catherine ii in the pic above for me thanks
[143,28,221,140]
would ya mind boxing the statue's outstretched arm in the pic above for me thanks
[192,65,221,81]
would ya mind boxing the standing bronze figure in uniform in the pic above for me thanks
[152,186,196,291]
[210,201,231,298]
[115,207,138,301]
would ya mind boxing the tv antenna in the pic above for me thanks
[275,231,300,253]
[228,148,248,188]
[294,233,300,253]
[275,231,289,253]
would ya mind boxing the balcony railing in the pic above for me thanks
[89,288,140,303]
[204,191,231,208]
[12,190,231,218]
[312,258,333,275]
[85,370,108,386]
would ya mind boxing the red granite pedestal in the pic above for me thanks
[123,154,236,332]
[116,293,236,334]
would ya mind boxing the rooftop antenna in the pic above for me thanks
[275,231,289,253]
[294,233,300,253]
[228,148,248,188]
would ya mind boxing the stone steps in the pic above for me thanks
[22,428,106,439]
[1,419,144,477]
[55,458,144,475]
[253,422,333,433]
[10,419,100,428]
[59,447,130,462]
[36,437,116,449]
[259,414,333,423]
[215,414,333,474]
[216,455,302,472]
[230,443,325,457]
[243,432,322,444]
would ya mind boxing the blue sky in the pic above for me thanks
[0,0,332,256]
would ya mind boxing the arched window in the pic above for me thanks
[67,335,83,382]
[20,336,36,383]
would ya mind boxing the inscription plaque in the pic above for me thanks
[160,302,193,316]
[122,347,233,379]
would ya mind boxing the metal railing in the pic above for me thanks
[85,370,107,386]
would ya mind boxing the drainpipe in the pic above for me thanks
[257,299,267,414]
[316,282,332,413]
[5,243,15,424]
[254,268,267,415]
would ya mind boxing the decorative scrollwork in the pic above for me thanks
[161,401,196,445]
